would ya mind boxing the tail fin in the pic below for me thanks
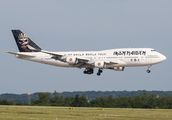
[11,30,42,52]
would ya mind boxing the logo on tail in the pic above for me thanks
[12,30,42,52]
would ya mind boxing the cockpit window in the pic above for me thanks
[151,50,156,52]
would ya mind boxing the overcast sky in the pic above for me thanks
[0,0,171,94]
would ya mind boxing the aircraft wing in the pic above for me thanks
[39,50,91,64]
[40,50,64,60]
[105,61,118,64]
[76,57,90,63]
[105,60,126,66]
[41,50,124,67]
[6,51,35,57]
[74,57,92,68]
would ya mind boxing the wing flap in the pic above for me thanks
[105,61,118,64]
[105,60,127,66]
[77,57,90,62]
[73,57,91,68]
[39,50,64,60]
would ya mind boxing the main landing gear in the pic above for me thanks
[83,68,103,76]
[83,68,94,75]
[97,69,103,76]
[147,65,151,73]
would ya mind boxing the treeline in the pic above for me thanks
[0,93,38,103]
[1,90,172,103]
[0,99,28,105]
[1,91,172,109]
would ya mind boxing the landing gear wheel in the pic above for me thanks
[83,68,94,75]
[147,65,151,73]
[147,70,151,73]
[97,73,101,76]
[99,69,103,73]
[97,69,103,76]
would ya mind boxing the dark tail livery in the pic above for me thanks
[11,30,42,52]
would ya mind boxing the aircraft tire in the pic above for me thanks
[147,70,151,73]
[99,69,103,73]
[97,73,101,76]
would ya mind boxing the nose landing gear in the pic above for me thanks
[147,69,151,73]
[147,65,151,73]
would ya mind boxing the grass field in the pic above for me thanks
[0,105,172,120]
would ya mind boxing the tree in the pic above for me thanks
[78,95,88,107]
[49,90,59,105]
[38,92,50,104]
[58,96,65,106]
[31,92,50,105]
[1,99,11,105]
[147,93,157,108]
[105,95,114,107]
[53,90,59,99]
[64,96,74,106]
[71,94,88,107]
[89,97,101,107]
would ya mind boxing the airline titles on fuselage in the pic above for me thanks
[113,51,146,56]
[66,53,106,56]
[64,51,146,57]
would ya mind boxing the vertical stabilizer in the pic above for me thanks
[11,30,42,52]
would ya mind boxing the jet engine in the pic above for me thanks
[66,57,78,64]
[94,61,105,68]
[114,67,125,71]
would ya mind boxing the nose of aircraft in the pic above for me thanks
[161,54,166,62]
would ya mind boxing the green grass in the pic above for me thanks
[0,105,172,120]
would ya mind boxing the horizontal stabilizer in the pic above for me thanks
[6,51,35,57]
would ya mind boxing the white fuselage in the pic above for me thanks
[15,48,166,69]
[9,30,166,75]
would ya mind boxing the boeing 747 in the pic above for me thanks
[6,30,166,76]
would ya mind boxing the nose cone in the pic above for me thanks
[162,55,166,61]
[160,54,166,62]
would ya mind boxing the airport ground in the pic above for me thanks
[0,105,172,120]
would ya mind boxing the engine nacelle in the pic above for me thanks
[66,57,77,64]
[114,67,125,71]
[94,61,105,68]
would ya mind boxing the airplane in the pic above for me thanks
[6,30,166,76]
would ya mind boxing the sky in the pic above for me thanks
[0,0,172,94]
